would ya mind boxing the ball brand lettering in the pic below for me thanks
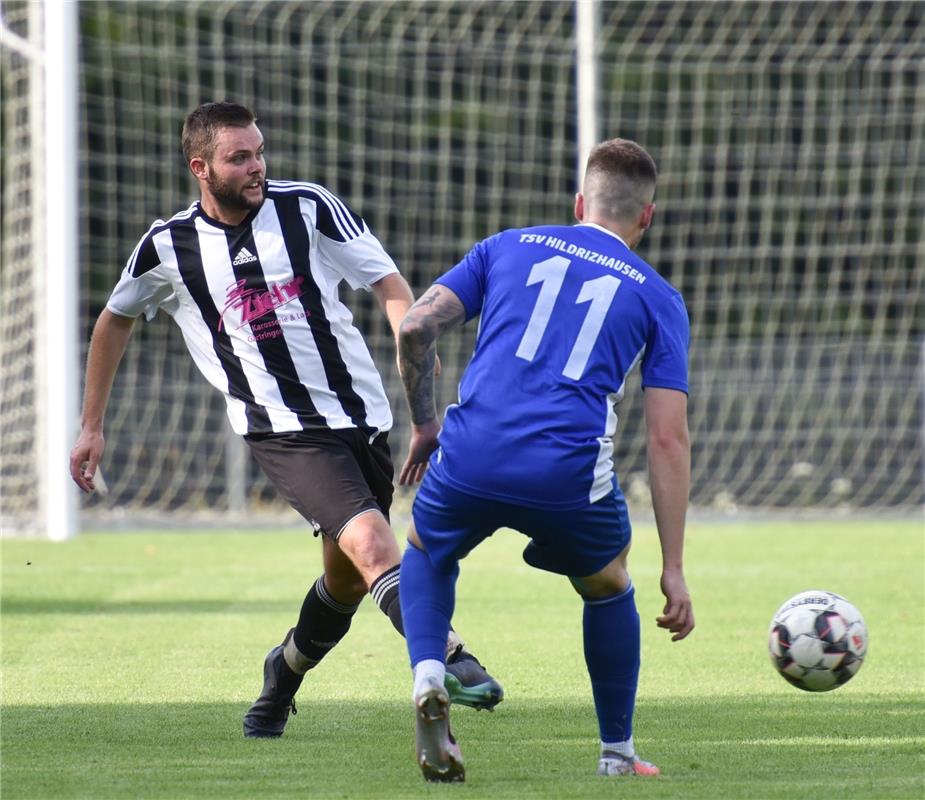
[786,595,830,608]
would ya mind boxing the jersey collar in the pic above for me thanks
[195,201,262,231]
[575,222,629,249]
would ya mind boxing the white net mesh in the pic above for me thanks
[2,1,922,531]
[1,1,43,532]
[596,1,924,509]
[75,0,579,522]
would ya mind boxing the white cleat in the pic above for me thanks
[597,752,661,777]
[414,676,465,783]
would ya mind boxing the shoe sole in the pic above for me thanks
[416,687,465,783]
[443,672,503,711]
[243,725,283,739]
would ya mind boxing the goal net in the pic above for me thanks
[596,1,925,511]
[0,3,41,535]
[2,1,922,534]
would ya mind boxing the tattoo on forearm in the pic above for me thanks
[415,286,442,309]
[400,340,437,425]
[399,286,466,424]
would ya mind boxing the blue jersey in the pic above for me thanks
[430,222,689,510]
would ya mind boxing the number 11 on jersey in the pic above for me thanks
[515,256,622,380]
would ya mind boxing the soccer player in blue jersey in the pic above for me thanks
[396,138,694,782]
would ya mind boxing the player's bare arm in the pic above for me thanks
[372,272,416,342]
[69,309,136,493]
[397,284,466,484]
[644,386,694,641]
[372,272,443,379]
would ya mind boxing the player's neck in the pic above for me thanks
[199,194,251,227]
[580,216,640,249]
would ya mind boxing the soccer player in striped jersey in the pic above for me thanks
[69,102,502,739]
[397,139,694,782]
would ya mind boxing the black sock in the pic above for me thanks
[289,576,360,673]
[370,565,404,635]
[369,566,459,648]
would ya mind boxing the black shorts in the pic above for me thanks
[245,428,394,540]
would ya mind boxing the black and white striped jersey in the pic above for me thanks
[107,180,398,437]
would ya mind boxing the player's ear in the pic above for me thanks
[574,192,585,222]
[188,156,208,181]
[640,202,655,230]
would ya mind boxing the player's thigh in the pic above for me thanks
[411,472,499,572]
[518,491,632,589]
[245,429,386,541]
[359,431,395,520]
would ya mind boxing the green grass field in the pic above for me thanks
[2,518,923,799]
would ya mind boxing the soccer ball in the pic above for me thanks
[768,590,868,692]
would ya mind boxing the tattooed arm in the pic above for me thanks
[397,284,467,485]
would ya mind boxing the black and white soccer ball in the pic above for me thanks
[768,590,868,692]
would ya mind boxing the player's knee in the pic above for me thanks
[338,510,401,576]
[570,565,631,599]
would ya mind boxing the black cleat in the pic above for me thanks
[444,644,504,711]
[243,629,303,738]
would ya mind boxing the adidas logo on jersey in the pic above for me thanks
[233,247,258,265]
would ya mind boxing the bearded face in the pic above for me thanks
[206,170,266,213]
[193,123,268,222]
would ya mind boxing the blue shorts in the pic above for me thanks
[411,471,632,578]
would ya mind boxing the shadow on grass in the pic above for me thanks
[1,695,922,800]
[0,598,295,616]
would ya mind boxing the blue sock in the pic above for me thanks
[583,583,640,743]
[399,543,458,667]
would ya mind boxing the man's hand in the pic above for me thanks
[70,428,105,493]
[69,309,136,493]
[398,419,441,486]
[656,567,694,641]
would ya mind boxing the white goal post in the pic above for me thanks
[1,0,78,539]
